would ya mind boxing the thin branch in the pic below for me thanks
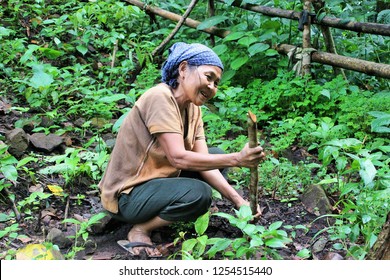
[152,0,200,57]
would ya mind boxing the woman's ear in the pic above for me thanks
[178,61,189,78]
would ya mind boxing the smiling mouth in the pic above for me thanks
[200,90,208,99]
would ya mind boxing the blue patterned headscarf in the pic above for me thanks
[161,42,224,88]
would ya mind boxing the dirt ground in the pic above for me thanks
[74,194,337,260]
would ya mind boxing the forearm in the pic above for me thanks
[157,133,264,171]
[172,150,240,171]
[200,169,245,207]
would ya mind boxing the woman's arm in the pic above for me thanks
[193,139,261,217]
[157,133,262,216]
[156,132,264,171]
[191,138,245,207]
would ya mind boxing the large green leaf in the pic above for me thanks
[20,45,40,64]
[248,43,270,56]
[0,27,14,37]
[237,36,257,47]
[265,238,286,248]
[269,221,283,231]
[224,31,246,41]
[213,44,228,55]
[98,94,128,103]
[206,238,232,258]
[39,47,64,59]
[29,64,54,88]
[1,165,18,182]
[76,44,88,55]
[197,15,229,30]
[369,111,390,133]
[230,55,249,70]
[195,212,209,235]
[359,158,377,186]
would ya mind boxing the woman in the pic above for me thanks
[99,42,265,257]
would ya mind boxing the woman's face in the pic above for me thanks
[181,64,222,106]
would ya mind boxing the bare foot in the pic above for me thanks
[127,226,162,257]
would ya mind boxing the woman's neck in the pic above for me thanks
[170,86,190,111]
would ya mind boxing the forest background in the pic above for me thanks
[0,0,389,260]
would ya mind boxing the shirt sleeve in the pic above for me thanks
[137,88,183,135]
[195,112,205,140]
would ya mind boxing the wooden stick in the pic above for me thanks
[217,0,390,36]
[247,111,259,216]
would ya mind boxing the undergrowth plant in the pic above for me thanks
[259,157,321,202]
[62,212,107,259]
[175,206,292,260]
[312,133,389,259]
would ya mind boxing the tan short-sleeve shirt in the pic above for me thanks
[99,83,205,213]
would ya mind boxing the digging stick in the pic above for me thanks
[247,111,259,216]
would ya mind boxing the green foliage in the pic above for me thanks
[313,135,390,259]
[176,206,292,260]
[0,144,18,183]
[369,110,390,133]
[212,206,292,259]
[259,157,321,201]
[38,147,109,187]
[337,90,390,139]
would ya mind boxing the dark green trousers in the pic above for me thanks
[115,147,226,224]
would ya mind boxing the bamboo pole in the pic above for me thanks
[121,0,390,79]
[217,0,390,36]
[276,44,390,79]
[247,111,259,216]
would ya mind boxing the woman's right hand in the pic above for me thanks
[237,143,265,168]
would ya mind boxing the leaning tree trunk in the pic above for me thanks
[366,212,390,260]
[312,0,347,79]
